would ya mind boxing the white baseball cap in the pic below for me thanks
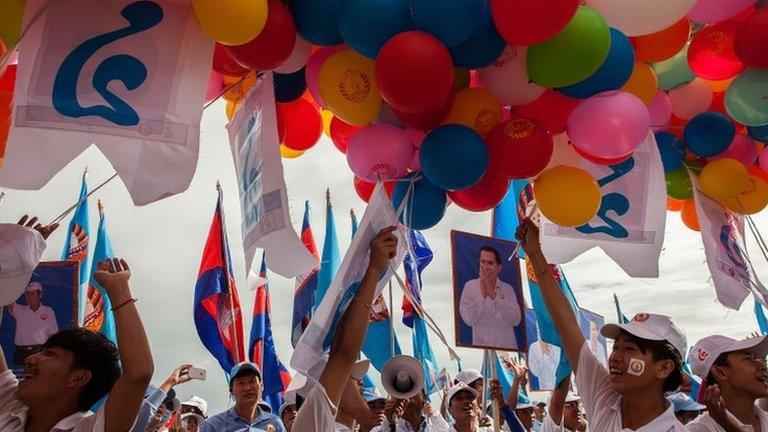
[180,413,205,426]
[182,395,208,417]
[455,369,483,386]
[25,282,42,292]
[601,313,687,361]
[565,392,581,403]
[446,382,478,405]
[0,224,46,306]
[688,334,768,379]
[516,402,535,410]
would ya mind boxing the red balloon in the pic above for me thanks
[212,44,250,77]
[0,64,15,159]
[708,91,728,115]
[375,31,454,113]
[688,18,746,80]
[509,90,580,135]
[448,171,509,211]
[573,145,631,165]
[353,176,394,202]
[277,99,322,151]
[490,0,578,46]
[486,118,554,179]
[330,116,360,153]
[734,8,768,68]
[393,92,455,131]
[226,0,297,71]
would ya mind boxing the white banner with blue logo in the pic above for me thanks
[540,133,667,277]
[690,174,768,310]
[0,0,212,206]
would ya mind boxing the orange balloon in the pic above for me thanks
[680,198,700,231]
[621,62,658,105]
[630,18,691,63]
[225,99,242,120]
[667,197,684,212]
[705,77,735,93]
[222,73,256,103]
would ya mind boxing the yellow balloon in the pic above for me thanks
[444,88,503,136]
[222,73,256,103]
[318,49,381,126]
[280,144,305,159]
[723,175,768,215]
[700,158,749,201]
[225,99,242,121]
[0,0,24,48]
[320,109,334,137]
[534,166,601,227]
[192,0,267,46]
[621,62,658,105]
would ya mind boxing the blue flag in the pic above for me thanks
[492,180,528,244]
[613,293,630,324]
[83,201,116,343]
[402,229,433,328]
[314,194,340,309]
[61,173,90,325]
[755,300,768,334]
[412,314,440,395]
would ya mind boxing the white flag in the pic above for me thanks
[541,132,667,277]
[291,183,407,379]
[691,174,768,309]
[0,0,213,206]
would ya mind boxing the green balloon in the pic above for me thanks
[725,68,768,127]
[526,6,610,88]
[652,46,695,91]
[0,0,24,48]
[666,166,692,200]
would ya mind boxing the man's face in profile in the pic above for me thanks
[479,250,501,282]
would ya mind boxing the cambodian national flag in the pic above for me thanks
[83,200,116,343]
[61,171,91,325]
[194,192,246,374]
[249,252,292,413]
[292,201,320,348]
[402,229,433,328]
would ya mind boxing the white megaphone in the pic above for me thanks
[381,355,425,399]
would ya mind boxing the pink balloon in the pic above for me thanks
[670,78,713,120]
[205,70,225,103]
[346,124,415,182]
[478,46,544,106]
[648,90,672,129]
[567,91,651,162]
[709,134,759,166]
[405,128,425,171]
[305,45,345,107]
[760,147,768,174]
[687,0,756,23]
[273,36,312,74]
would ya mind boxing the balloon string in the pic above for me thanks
[203,73,260,111]
[48,173,119,226]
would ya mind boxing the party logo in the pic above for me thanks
[339,69,371,103]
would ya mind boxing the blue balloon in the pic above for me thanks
[654,131,685,173]
[290,0,343,46]
[420,124,488,190]
[338,0,414,59]
[448,2,505,69]
[274,68,307,103]
[558,28,635,99]
[392,175,447,230]
[411,0,485,47]
[684,111,735,157]
[748,125,768,143]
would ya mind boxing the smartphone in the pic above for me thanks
[187,367,207,381]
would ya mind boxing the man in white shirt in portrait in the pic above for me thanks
[528,326,561,390]
[7,282,59,366]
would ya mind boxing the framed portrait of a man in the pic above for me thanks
[451,230,525,352]
[1,261,79,376]
[579,307,608,366]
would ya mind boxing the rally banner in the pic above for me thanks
[540,132,667,277]
[291,183,407,379]
[690,174,768,310]
[0,0,213,206]
[226,74,315,279]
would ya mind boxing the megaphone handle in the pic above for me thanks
[389,414,397,432]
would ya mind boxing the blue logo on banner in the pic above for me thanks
[52,1,163,126]
[576,158,634,239]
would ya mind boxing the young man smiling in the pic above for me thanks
[517,219,688,431]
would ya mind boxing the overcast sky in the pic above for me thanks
[3,101,767,414]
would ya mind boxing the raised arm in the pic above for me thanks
[517,219,585,371]
[319,226,398,406]
[547,374,571,425]
[95,258,155,432]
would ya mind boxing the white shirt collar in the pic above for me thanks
[9,407,93,432]
[607,397,681,431]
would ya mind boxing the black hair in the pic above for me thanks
[229,369,261,390]
[705,353,731,386]
[620,330,683,392]
[43,328,121,411]
[479,246,502,265]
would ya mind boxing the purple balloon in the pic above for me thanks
[346,124,415,182]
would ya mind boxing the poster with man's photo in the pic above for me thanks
[451,230,525,352]
[579,307,608,366]
[1,261,79,377]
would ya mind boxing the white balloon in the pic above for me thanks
[273,36,312,74]
[670,78,713,120]
[478,46,544,106]
[585,0,697,36]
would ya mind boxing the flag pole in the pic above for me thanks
[0,191,5,209]
[217,181,244,364]
[49,172,118,225]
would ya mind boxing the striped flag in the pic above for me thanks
[402,229,433,328]
[292,201,319,347]
[61,170,90,324]
[82,200,117,343]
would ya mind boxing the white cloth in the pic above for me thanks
[541,413,577,432]
[528,341,561,390]
[574,342,686,431]
[372,414,451,431]
[687,406,768,432]
[449,424,493,432]
[9,304,58,345]
[0,369,105,431]
[587,338,607,366]
[335,422,352,432]
[291,384,338,432]
[459,278,521,349]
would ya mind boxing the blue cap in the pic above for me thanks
[363,387,386,404]
[229,362,262,385]
[668,392,705,413]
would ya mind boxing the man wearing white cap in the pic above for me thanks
[6,282,59,366]
[541,377,585,432]
[278,391,297,431]
[686,334,768,431]
[455,369,484,394]
[447,382,493,432]
[517,219,688,431]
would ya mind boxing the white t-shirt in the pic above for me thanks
[0,370,104,431]
[574,342,687,432]
[372,414,451,431]
[541,412,580,432]
[9,304,59,346]
[292,384,338,432]
[459,278,521,349]
[687,406,768,431]
[528,341,561,390]
[449,424,493,432]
